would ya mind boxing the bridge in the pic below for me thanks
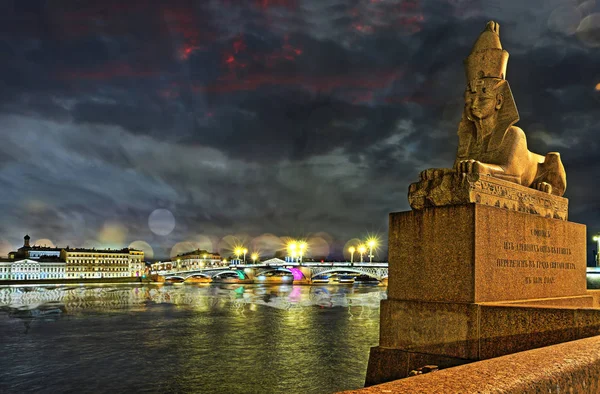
[154,259,388,282]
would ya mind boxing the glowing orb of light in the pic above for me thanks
[547,5,581,36]
[251,233,283,257]
[577,13,600,48]
[129,240,154,260]
[307,236,330,260]
[0,239,14,257]
[33,238,55,248]
[170,241,197,259]
[343,238,362,259]
[148,209,176,236]
[595,82,600,91]
[99,222,128,245]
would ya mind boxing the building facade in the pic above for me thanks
[60,248,145,279]
[171,249,223,270]
[8,235,62,260]
[0,258,66,280]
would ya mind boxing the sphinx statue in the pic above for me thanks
[418,21,567,197]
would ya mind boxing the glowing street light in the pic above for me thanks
[234,247,243,264]
[251,252,259,264]
[243,248,248,264]
[298,241,307,263]
[357,244,366,263]
[366,237,378,263]
[594,235,600,267]
[287,241,298,262]
[348,246,356,263]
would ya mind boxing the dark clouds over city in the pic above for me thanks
[1,0,599,261]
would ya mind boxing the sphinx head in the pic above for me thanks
[460,22,518,128]
[465,78,505,121]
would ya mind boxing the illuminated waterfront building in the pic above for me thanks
[60,248,145,279]
[0,258,66,280]
[170,249,223,270]
[8,234,62,260]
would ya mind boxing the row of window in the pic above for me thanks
[66,254,135,258]
[68,260,129,264]
[1,267,64,272]
[0,274,64,280]
[66,273,130,278]
[67,267,128,271]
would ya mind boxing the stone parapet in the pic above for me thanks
[408,172,569,220]
[348,335,600,393]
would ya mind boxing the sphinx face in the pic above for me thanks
[465,79,503,120]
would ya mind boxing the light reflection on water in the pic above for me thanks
[0,284,386,394]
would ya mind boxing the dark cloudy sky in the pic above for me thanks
[1,0,599,262]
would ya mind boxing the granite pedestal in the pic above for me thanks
[365,203,597,386]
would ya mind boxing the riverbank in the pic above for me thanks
[0,277,153,286]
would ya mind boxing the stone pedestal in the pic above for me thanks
[365,203,596,387]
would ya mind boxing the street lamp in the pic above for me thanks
[243,248,248,264]
[298,241,307,263]
[348,246,355,263]
[366,237,378,263]
[287,241,298,263]
[357,244,366,263]
[594,235,600,267]
[234,247,243,264]
[251,252,259,264]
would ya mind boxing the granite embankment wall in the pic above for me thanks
[0,277,152,286]
[343,334,600,393]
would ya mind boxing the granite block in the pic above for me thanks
[479,305,578,359]
[388,206,475,303]
[379,299,480,359]
[364,346,470,387]
[474,204,586,302]
[388,204,586,303]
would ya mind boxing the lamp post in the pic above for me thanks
[348,246,355,263]
[243,248,248,264]
[298,241,307,263]
[234,247,243,265]
[287,241,298,263]
[357,245,366,263]
[367,238,377,263]
[594,235,600,267]
[251,252,259,264]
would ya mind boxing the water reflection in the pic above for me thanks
[0,284,386,393]
[0,284,386,313]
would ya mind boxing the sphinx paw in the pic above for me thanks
[533,182,553,194]
[458,159,482,174]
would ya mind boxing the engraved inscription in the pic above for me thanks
[496,228,576,286]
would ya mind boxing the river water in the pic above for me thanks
[0,283,386,394]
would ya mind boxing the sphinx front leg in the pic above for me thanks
[457,159,492,175]
[532,181,553,194]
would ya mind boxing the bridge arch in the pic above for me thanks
[257,268,306,281]
[310,268,381,280]
[211,270,247,280]
[164,275,186,281]
[188,273,212,278]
